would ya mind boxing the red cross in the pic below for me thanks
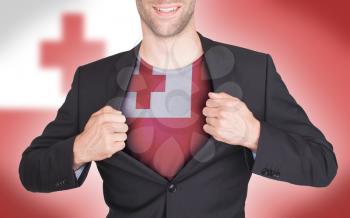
[40,14,105,93]
[128,61,166,109]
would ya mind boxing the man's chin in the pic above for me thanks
[150,25,184,38]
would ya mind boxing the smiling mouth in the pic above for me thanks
[152,5,182,17]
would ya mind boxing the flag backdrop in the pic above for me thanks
[0,0,349,217]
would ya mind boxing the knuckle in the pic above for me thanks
[216,128,224,137]
[218,110,226,118]
[213,128,220,136]
[120,141,126,148]
[217,119,225,127]
[123,123,129,132]
[101,107,108,113]
[103,105,112,111]
[114,141,125,151]
[121,133,128,141]
[98,114,105,125]
[120,114,126,122]
[226,100,235,107]
[91,111,98,117]
[205,117,210,123]
[115,132,127,141]
[107,144,115,153]
[234,101,243,110]
[90,114,97,123]
[241,102,248,110]
[205,99,211,107]
[114,123,124,132]
[101,122,110,130]
[105,150,112,157]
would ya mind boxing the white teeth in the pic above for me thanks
[156,7,177,13]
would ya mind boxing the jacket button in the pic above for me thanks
[55,179,67,187]
[168,183,177,193]
[273,171,280,178]
[261,168,268,176]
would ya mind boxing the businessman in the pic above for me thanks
[19,0,338,217]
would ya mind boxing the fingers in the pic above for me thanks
[108,141,126,155]
[205,117,229,128]
[205,117,219,127]
[203,123,214,135]
[206,98,239,108]
[92,105,123,117]
[202,107,220,118]
[206,94,246,114]
[203,123,221,139]
[86,106,126,131]
[203,107,231,118]
[103,122,128,133]
[106,133,127,156]
[112,141,126,148]
[98,113,126,124]
[208,92,236,99]
[110,132,128,142]
[203,123,229,142]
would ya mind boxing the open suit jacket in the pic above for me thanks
[19,31,338,218]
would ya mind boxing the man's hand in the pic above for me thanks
[202,92,260,152]
[72,105,128,170]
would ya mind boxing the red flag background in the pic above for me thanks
[1,0,349,217]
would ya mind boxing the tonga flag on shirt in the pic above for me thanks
[121,54,213,180]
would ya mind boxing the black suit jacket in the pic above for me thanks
[19,31,338,218]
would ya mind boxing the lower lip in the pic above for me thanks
[153,6,181,18]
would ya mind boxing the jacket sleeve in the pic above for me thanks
[251,54,338,187]
[18,67,92,192]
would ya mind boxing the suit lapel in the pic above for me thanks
[106,40,141,110]
[105,31,239,183]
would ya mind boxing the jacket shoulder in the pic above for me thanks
[78,50,126,74]
[208,38,269,72]
[73,49,131,89]
[213,39,267,59]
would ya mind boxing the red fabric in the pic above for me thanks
[124,54,213,181]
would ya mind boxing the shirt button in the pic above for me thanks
[168,183,177,193]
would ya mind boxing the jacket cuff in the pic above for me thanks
[251,121,284,180]
[48,135,79,191]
